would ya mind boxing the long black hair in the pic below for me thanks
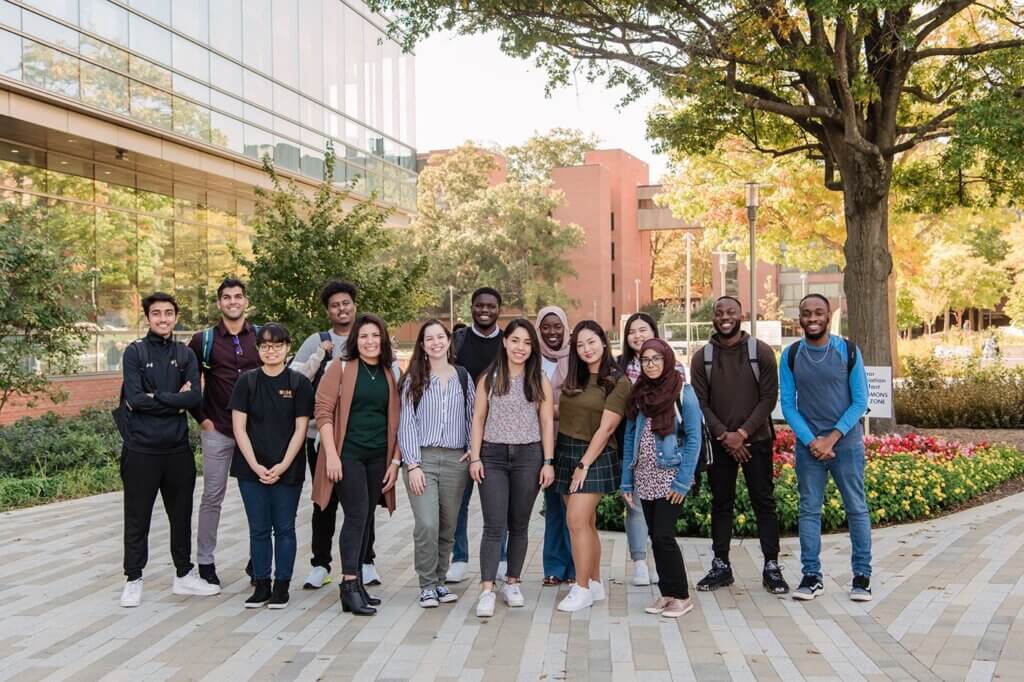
[562,320,622,396]
[401,319,452,408]
[484,318,545,403]
[345,313,395,368]
[619,312,660,370]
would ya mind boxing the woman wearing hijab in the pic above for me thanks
[535,306,574,586]
[621,339,702,619]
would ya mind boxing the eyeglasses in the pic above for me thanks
[640,355,665,367]
[258,342,287,353]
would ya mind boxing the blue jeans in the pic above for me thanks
[453,482,507,563]
[625,499,649,561]
[238,479,302,582]
[795,442,872,578]
[542,488,574,580]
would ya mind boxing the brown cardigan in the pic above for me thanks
[312,358,399,512]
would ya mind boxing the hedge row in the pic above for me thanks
[895,357,1024,428]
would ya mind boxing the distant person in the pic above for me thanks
[982,334,1000,362]
[229,323,314,610]
[780,294,871,602]
[118,292,217,608]
[187,277,261,588]
[690,296,787,595]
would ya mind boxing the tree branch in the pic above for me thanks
[910,0,977,45]
[915,39,1024,60]
[833,18,880,156]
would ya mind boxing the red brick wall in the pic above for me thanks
[1,374,121,425]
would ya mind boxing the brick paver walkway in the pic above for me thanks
[3,482,1024,681]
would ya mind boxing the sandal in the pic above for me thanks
[543,576,562,586]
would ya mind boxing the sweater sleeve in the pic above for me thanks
[689,345,727,438]
[397,380,421,467]
[314,358,343,430]
[779,343,816,447]
[834,341,869,435]
[739,341,779,439]
[122,343,176,415]
[153,347,202,410]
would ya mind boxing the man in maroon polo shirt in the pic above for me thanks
[188,277,261,587]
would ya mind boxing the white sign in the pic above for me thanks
[865,365,893,419]
[741,320,783,348]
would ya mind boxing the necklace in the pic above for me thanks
[799,340,832,365]
[361,360,379,381]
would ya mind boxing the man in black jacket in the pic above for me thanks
[119,292,219,608]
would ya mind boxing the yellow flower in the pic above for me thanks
[737,513,747,526]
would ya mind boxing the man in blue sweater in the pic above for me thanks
[780,293,872,602]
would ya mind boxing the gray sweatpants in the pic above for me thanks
[196,429,235,565]
[403,447,470,590]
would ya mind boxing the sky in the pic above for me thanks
[414,31,672,183]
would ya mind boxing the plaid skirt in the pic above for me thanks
[553,434,621,495]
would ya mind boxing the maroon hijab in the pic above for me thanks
[626,338,683,437]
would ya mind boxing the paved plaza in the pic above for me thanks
[3,482,1024,681]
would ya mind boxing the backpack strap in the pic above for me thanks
[453,327,468,356]
[201,327,215,369]
[786,341,799,374]
[746,336,760,382]
[456,365,471,426]
[702,344,713,389]
[843,337,858,375]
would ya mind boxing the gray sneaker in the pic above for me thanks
[793,574,824,601]
[435,585,458,603]
[850,575,872,602]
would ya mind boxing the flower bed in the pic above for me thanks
[596,432,1024,536]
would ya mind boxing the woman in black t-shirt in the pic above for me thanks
[230,323,314,610]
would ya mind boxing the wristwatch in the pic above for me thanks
[576,461,589,470]
[544,458,555,466]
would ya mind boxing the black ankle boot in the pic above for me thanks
[339,578,376,615]
[268,580,290,609]
[358,577,382,606]
[245,579,272,608]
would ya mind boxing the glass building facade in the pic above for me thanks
[0,0,416,210]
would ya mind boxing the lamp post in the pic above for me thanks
[711,250,732,298]
[800,272,808,298]
[634,278,641,312]
[746,181,759,337]
[448,285,455,330]
[684,232,693,357]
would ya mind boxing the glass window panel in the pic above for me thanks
[208,0,241,59]
[300,97,321,131]
[172,34,208,81]
[174,184,206,222]
[400,172,415,210]
[300,126,324,150]
[22,0,76,23]
[271,0,297,86]
[210,89,243,117]
[0,1,21,29]
[23,40,79,97]
[243,102,272,129]
[382,39,397,138]
[172,0,208,44]
[243,68,271,107]
[210,52,242,96]
[321,0,339,108]
[241,0,270,73]
[298,0,322,100]
[210,110,244,153]
[324,110,338,139]
[136,177,174,215]
[344,117,362,149]
[274,136,300,172]
[23,11,77,50]
[45,200,95,268]
[173,96,211,142]
[80,36,128,71]
[95,171,137,207]
[173,72,209,103]
[0,156,46,191]
[273,82,298,120]
[137,215,174,294]
[129,53,171,89]
[363,22,382,132]
[81,61,129,113]
[130,81,172,129]
[0,28,20,79]
[206,226,237,289]
[300,146,323,180]
[95,208,138,330]
[129,15,170,65]
[205,190,236,222]
[174,221,208,329]
[273,115,300,141]
[130,0,169,24]
[399,49,414,147]
[80,0,127,45]
[343,6,362,121]
[243,123,274,161]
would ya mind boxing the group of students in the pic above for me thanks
[117,278,873,618]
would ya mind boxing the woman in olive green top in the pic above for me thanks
[553,320,630,613]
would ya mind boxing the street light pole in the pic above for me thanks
[634,278,641,312]
[685,232,692,358]
[448,285,455,330]
[746,181,759,337]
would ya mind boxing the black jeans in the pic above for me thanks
[306,438,340,571]
[477,441,543,582]
[708,438,780,563]
[121,447,196,580]
[641,498,688,599]
[334,456,385,576]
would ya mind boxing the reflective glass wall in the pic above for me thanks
[0,144,254,373]
[0,0,416,210]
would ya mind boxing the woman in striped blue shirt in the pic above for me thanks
[398,319,476,608]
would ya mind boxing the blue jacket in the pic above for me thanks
[621,384,702,496]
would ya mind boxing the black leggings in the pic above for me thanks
[641,498,688,599]
[335,457,385,576]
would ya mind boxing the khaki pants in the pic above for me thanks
[403,447,470,590]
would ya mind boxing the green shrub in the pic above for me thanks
[895,357,1024,428]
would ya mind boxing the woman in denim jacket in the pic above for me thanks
[621,338,702,618]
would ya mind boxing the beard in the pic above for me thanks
[715,321,741,339]
[803,326,828,341]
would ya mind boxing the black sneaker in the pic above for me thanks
[268,580,290,609]
[245,579,272,608]
[762,560,789,594]
[850,575,872,602]
[198,563,220,586]
[697,558,734,592]
[793,574,824,601]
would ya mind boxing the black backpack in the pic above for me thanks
[111,338,190,440]
[677,394,715,495]
[785,337,859,375]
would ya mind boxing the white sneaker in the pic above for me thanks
[303,566,331,590]
[590,579,607,602]
[172,569,221,596]
[502,583,525,607]
[120,579,143,607]
[446,561,468,584]
[496,560,507,582]
[557,584,594,612]
[633,560,651,586]
[362,563,381,585]
[476,590,496,617]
